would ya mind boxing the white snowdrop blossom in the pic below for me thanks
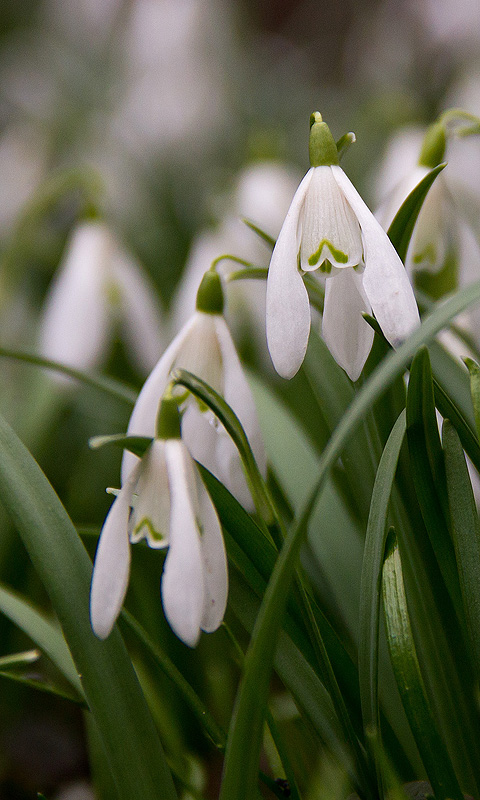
[170,161,301,371]
[123,270,266,511]
[38,219,165,379]
[90,435,228,647]
[266,113,420,382]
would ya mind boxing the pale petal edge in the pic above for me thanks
[266,169,313,379]
[162,440,205,647]
[90,480,133,639]
[121,313,200,483]
[332,165,420,347]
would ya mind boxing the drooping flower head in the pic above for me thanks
[90,394,228,648]
[266,112,420,381]
[38,219,165,380]
[122,268,266,511]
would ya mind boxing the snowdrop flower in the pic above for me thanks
[123,269,266,511]
[375,117,480,295]
[170,161,301,367]
[90,397,228,647]
[38,219,165,378]
[266,112,420,382]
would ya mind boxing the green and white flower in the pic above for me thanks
[266,113,420,381]
[90,417,228,648]
[123,270,266,511]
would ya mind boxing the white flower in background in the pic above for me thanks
[374,123,461,277]
[90,404,228,647]
[266,113,420,382]
[38,219,165,378]
[170,161,301,358]
[123,270,266,511]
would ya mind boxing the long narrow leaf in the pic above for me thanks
[359,410,406,742]
[382,533,463,800]
[0,582,83,695]
[0,411,177,800]
[219,278,480,800]
[406,349,462,615]
[443,419,480,680]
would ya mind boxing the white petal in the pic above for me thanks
[121,313,199,483]
[130,440,170,548]
[332,165,420,347]
[114,250,166,373]
[266,169,313,379]
[181,402,219,476]
[162,440,205,647]
[301,166,362,271]
[90,475,136,639]
[38,222,111,376]
[322,270,374,381]
[375,165,429,231]
[196,471,228,632]
[214,316,266,471]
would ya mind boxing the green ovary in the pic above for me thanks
[308,239,349,267]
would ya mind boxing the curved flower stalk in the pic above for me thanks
[266,113,420,382]
[38,219,165,379]
[123,269,266,511]
[90,398,228,647]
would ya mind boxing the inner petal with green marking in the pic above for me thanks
[308,238,349,267]
[132,516,168,547]
[300,165,363,272]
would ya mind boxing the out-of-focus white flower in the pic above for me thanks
[38,219,165,378]
[90,432,227,648]
[170,161,301,347]
[266,113,420,382]
[123,271,266,511]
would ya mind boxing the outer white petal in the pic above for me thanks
[162,440,205,647]
[332,166,420,347]
[196,470,228,632]
[90,474,137,639]
[121,313,198,483]
[322,270,374,381]
[266,169,313,379]
[38,222,110,376]
[181,402,219,477]
[114,250,166,373]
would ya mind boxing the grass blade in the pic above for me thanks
[219,278,480,800]
[443,419,480,680]
[359,410,406,744]
[382,532,463,800]
[0,410,177,800]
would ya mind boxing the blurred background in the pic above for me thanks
[0,0,479,797]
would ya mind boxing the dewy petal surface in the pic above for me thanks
[301,166,362,272]
[266,169,313,379]
[162,440,205,648]
[332,165,420,347]
[90,472,138,639]
[322,269,374,381]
